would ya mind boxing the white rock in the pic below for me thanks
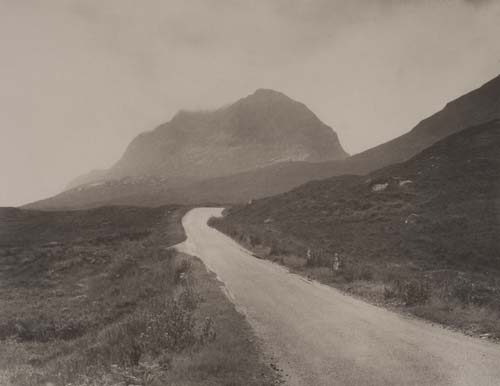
[372,183,389,192]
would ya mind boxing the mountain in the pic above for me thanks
[215,119,500,272]
[26,74,500,209]
[68,89,348,189]
[172,73,500,203]
[178,73,500,202]
[26,89,348,209]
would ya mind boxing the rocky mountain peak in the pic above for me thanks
[67,89,348,188]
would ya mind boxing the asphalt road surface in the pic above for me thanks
[176,207,500,386]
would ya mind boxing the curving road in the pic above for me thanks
[176,208,500,386]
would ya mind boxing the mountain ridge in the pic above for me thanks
[343,74,500,174]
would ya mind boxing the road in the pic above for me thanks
[176,208,500,386]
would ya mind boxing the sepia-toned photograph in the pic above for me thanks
[1,1,499,385]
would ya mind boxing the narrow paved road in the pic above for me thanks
[176,208,500,386]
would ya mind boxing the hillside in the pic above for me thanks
[344,73,500,174]
[218,120,500,269]
[213,120,500,336]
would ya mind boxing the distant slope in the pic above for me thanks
[23,163,343,210]
[344,73,500,174]
[183,160,343,204]
[24,177,190,210]
[217,120,500,271]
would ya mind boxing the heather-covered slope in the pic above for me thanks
[217,120,500,271]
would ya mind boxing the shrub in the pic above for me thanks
[0,318,87,342]
[249,234,261,247]
[404,280,431,306]
[384,279,431,306]
[175,259,192,284]
[440,277,496,306]
[144,297,197,353]
[269,241,283,256]
[338,260,374,283]
[198,317,217,346]
[384,283,399,300]
[358,266,374,281]
[305,250,332,267]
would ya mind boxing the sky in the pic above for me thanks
[1,0,500,207]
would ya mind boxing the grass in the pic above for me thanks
[160,254,282,386]
[209,120,500,341]
[0,206,281,386]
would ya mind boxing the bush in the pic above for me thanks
[175,259,192,284]
[338,260,374,283]
[249,234,261,247]
[404,280,431,306]
[269,241,283,256]
[0,318,86,342]
[305,250,331,267]
[143,297,197,354]
[384,279,431,306]
[453,281,493,306]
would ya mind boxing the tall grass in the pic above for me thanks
[1,207,279,386]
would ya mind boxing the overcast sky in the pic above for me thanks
[1,0,500,206]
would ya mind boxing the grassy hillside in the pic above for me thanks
[0,206,281,386]
[213,121,500,338]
